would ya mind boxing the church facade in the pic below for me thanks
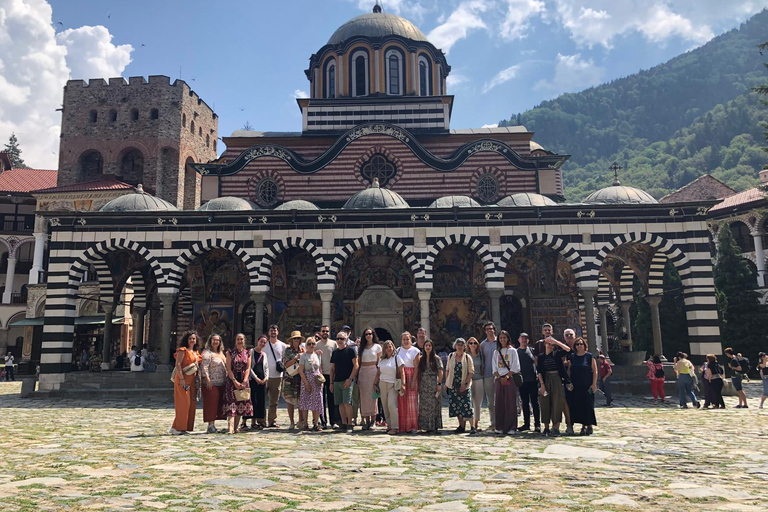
[36,7,721,390]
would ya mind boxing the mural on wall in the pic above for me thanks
[186,249,249,305]
[194,304,233,347]
[271,249,321,336]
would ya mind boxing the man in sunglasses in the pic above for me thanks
[330,331,359,431]
[316,325,340,428]
[480,321,498,431]
[534,324,574,434]
[561,329,578,434]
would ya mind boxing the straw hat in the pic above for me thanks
[287,330,304,342]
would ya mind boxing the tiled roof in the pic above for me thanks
[710,186,767,211]
[34,177,135,194]
[0,168,58,193]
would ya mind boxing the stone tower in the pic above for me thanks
[57,75,218,209]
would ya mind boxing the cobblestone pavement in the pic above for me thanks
[0,381,766,512]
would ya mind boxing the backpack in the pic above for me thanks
[134,355,142,367]
[738,357,751,376]
[654,364,665,379]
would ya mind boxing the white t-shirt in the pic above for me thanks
[130,356,144,372]
[4,355,13,366]
[265,340,286,377]
[315,338,336,374]
[379,356,404,383]
[361,343,382,363]
[398,346,421,368]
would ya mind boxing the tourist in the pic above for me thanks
[537,335,572,437]
[415,327,428,351]
[351,335,361,426]
[282,331,304,430]
[376,340,404,435]
[700,359,713,408]
[479,321,498,431]
[358,328,382,430]
[4,352,14,381]
[567,338,597,435]
[243,334,269,430]
[724,347,749,408]
[398,331,421,434]
[704,354,726,409]
[127,345,138,366]
[201,334,226,433]
[561,328,577,434]
[79,349,89,371]
[758,352,768,409]
[130,346,145,372]
[223,333,253,434]
[298,335,324,431]
[647,355,666,401]
[415,339,443,433]
[516,333,540,433]
[316,325,339,428]
[331,331,359,431]
[170,332,201,435]
[673,352,700,409]
[467,336,484,434]
[264,324,286,428]
[445,338,474,433]
[492,330,521,435]
[341,325,352,337]
[597,354,613,406]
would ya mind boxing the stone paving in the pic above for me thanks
[0,380,766,512]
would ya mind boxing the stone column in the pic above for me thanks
[28,232,46,284]
[597,304,609,354]
[488,288,504,326]
[410,51,417,94]
[646,295,663,357]
[753,230,766,287]
[159,293,177,365]
[580,288,598,351]
[418,290,432,338]
[101,306,114,370]
[319,292,333,330]
[250,292,266,337]
[134,307,146,350]
[2,257,16,303]
[619,301,633,351]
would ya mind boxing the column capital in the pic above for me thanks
[645,295,663,306]
[319,291,334,302]
[417,290,432,301]
[578,287,598,297]
[597,303,609,311]
[249,291,267,303]
[158,292,177,307]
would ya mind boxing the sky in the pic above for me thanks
[1,0,767,169]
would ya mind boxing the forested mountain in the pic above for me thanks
[499,10,768,200]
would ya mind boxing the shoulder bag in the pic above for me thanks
[499,349,523,387]
[284,352,301,377]
[268,341,285,373]
[394,348,403,391]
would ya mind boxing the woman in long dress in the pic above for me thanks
[282,332,303,430]
[170,332,201,435]
[357,328,382,430]
[298,335,325,431]
[492,330,521,435]
[222,333,253,434]
[200,334,226,434]
[241,334,269,430]
[415,339,443,433]
[444,338,474,434]
[397,332,421,433]
[567,337,597,435]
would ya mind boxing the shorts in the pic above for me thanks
[334,380,354,405]
[731,375,743,392]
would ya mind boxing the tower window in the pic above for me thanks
[385,49,404,96]
[352,51,369,97]
[150,108,159,120]
[190,120,195,134]
[325,61,336,99]
[109,109,117,122]
[206,134,210,148]
[131,108,139,121]
[418,55,431,97]
[182,113,187,127]
[89,110,98,123]
[361,154,397,187]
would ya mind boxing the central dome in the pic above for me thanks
[327,12,429,45]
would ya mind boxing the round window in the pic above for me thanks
[360,154,397,187]
[256,177,279,206]
[476,173,499,203]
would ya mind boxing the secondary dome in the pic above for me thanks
[429,195,481,208]
[328,11,429,45]
[197,197,258,211]
[585,185,658,205]
[275,200,320,211]
[343,178,409,210]
[100,184,177,212]
[497,193,557,207]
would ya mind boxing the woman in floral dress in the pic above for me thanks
[415,340,443,433]
[444,338,474,434]
[223,333,253,434]
[298,335,324,431]
[282,331,303,430]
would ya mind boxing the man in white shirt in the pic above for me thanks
[4,352,14,381]
[264,324,286,427]
[479,321,498,431]
[316,324,339,427]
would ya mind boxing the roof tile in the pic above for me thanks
[0,168,58,193]
[34,177,135,194]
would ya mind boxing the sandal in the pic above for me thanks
[580,426,587,436]
[311,425,320,432]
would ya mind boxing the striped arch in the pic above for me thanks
[129,270,148,309]
[595,232,690,283]
[165,238,260,293]
[326,234,423,286]
[619,265,635,302]
[596,272,615,305]
[257,237,325,288]
[498,233,587,282]
[647,253,668,296]
[424,234,500,284]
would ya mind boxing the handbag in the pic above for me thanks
[499,348,522,388]
[394,348,403,391]
[315,372,326,385]
[285,360,300,377]
[234,388,251,401]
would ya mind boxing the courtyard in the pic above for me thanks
[0,382,765,512]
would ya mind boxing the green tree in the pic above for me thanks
[658,261,689,359]
[714,226,768,356]
[3,133,26,168]
[630,281,653,357]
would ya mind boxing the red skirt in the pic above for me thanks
[202,384,224,423]
[398,367,418,432]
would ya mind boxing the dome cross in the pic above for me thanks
[609,162,623,186]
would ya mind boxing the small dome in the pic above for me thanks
[328,12,429,45]
[584,186,658,205]
[100,184,177,212]
[429,195,481,208]
[343,178,409,210]
[197,197,258,211]
[530,141,544,152]
[497,193,557,207]
[275,200,320,211]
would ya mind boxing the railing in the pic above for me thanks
[10,292,26,304]
[1,220,32,233]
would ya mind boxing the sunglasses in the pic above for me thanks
[575,343,585,346]
[365,332,374,336]
[306,342,316,346]
[468,342,478,346]
[336,337,346,341]
[321,330,330,333]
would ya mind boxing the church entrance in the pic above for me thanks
[354,286,403,344]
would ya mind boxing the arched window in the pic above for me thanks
[182,113,187,128]
[324,58,336,99]
[190,120,195,134]
[418,55,431,96]
[119,149,144,185]
[80,150,103,181]
[351,50,369,97]
[131,108,139,121]
[150,108,159,120]
[206,134,210,148]
[199,127,202,137]
[438,65,444,95]
[89,110,98,123]
[385,49,404,96]
[109,109,117,122]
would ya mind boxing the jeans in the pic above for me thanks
[4,366,13,381]
[482,376,496,428]
[519,380,540,427]
[598,376,612,404]
[379,381,399,431]
[677,373,697,406]
[650,379,665,399]
[321,374,340,426]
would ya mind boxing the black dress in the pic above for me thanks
[568,352,597,426]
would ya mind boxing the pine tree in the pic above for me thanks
[3,133,27,168]
[753,41,768,165]
[714,226,768,356]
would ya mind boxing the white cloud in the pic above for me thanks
[481,123,499,128]
[0,0,132,169]
[446,73,470,91]
[427,0,489,54]
[352,0,428,23]
[499,0,545,39]
[482,63,520,93]
[534,53,604,96]
[293,89,309,99]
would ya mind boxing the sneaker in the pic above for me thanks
[206,424,217,434]
[549,429,560,437]
[534,426,541,433]
[565,425,574,435]
[470,427,477,435]
[542,427,550,436]
[169,428,184,436]
[506,429,517,435]
[517,425,530,432]
[680,405,689,409]
[494,429,503,435]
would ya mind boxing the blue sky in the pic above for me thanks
[2,0,767,167]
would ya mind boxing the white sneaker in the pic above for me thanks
[494,429,503,435]
[206,424,217,434]
[507,429,517,435]
[169,428,183,436]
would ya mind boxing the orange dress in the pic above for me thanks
[172,347,201,432]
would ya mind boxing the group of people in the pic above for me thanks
[170,321,603,437]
